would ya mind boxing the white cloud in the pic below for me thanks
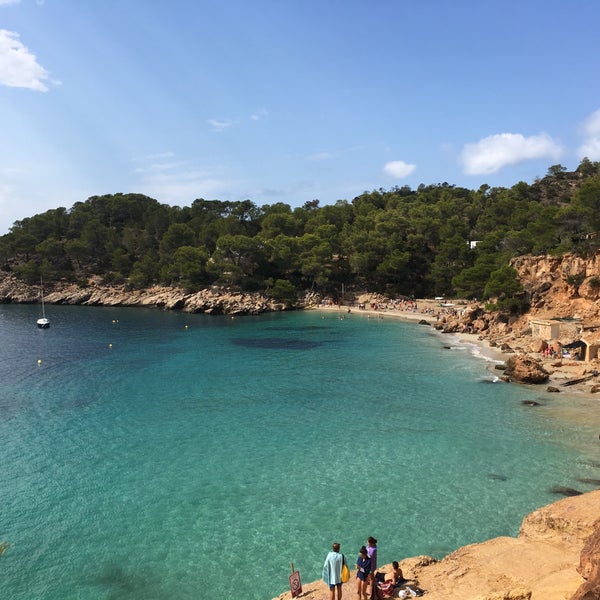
[383,160,416,179]
[133,161,185,174]
[308,151,335,161]
[207,118,232,132]
[250,108,268,121]
[134,151,175,162]
[578,108,600,160]
[460,132,562,175]
[0,29,52,91]
[0,0,21,5]
[583,108,600,136]
[132,156,234,204]
[138,172,227,203]
[579,138,600,160]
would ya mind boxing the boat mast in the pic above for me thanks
[40,278,45,317]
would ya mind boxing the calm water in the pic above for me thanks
[1,304,599,600]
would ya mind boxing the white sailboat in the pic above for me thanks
[37,278,50,329]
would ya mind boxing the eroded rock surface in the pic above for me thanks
[504,354,550,384]
[0,274,292,315]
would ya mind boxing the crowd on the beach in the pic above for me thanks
[322,538,423,600]
[319,297,447,318]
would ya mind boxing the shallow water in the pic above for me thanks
[1,305,599,599]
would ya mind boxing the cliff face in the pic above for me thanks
[401,489,600,600]
[435,253,600,356]
[0,274,292,316]
[511,253,600,324]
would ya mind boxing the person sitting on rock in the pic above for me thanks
[390,561,406,587]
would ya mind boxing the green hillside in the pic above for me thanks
[1,159,599,309]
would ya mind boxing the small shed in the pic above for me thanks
[581,330,600,361]
[530,319,561,340]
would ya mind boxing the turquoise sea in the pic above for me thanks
[1,304,600,600]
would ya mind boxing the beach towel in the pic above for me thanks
[378,581,395,597]
[322,551,343,586]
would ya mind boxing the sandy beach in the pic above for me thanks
[313,297,600,397]
[313,298,508,375]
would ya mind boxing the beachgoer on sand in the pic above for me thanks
[323,542,344,600]
[356,545,371,600]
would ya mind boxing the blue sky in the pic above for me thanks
[1,0,600,235]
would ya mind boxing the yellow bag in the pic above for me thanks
[341,560,350,583]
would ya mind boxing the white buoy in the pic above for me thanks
[108,343,113,348]
[37,359,42,365]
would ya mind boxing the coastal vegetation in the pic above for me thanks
[1,159,599,310]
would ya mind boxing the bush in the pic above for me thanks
[588,276,600,289]
[495,295,530,314]
[269,279,297,304]
[566,274,585,287]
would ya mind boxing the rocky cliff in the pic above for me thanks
[0,274,302,316]
[511,253,600,323]
[3,252,598,323]
[438,253,600,336]
[435,253,600,383]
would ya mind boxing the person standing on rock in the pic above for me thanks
[366,536,378,594]
[323,542,344,600]
[355,545,371,600]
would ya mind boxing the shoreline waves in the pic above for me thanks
[313,300,598,397]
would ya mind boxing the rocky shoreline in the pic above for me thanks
[0,274,296,316]
[3,272,599,394]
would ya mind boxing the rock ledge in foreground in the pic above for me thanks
[273,489,600,600]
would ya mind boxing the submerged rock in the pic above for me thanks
[550,485,583,497]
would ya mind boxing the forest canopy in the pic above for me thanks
[1,159,600,307]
